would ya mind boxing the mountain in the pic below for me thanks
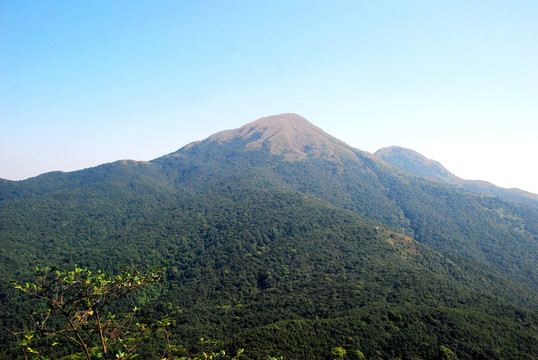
[1,114,537,359]
[155,114,537,289]
[374,145,538,208]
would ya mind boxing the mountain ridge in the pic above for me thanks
[374,145,538,208]
[4,114,536,199]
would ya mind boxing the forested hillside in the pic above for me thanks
[1,114,536,359]
[155,114,538,289]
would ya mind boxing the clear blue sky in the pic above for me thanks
[1,1,537,193]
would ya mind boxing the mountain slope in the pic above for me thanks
[1,176,537,359]
[155,114,538,289]
[374,145,538,208]
[0,113,537,359]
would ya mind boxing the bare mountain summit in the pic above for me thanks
[205,113,359,161]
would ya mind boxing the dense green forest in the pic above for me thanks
[1,115,537,359]
[156,131,537,289]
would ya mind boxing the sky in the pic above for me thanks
[1,1,537,193]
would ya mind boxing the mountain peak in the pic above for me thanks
[375,146,538,207]
[207,113,358,161]
[374,146,460,183]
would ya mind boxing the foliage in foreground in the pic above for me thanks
[9,265,164,360]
